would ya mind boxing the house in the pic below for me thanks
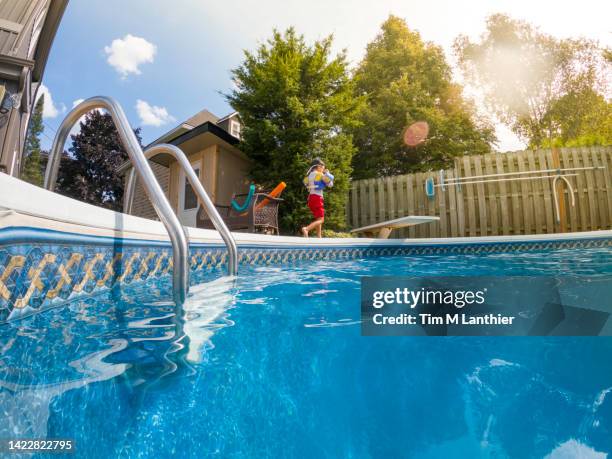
[0,0,68,176]
[118,109,251,227]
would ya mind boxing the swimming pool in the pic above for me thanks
[1,243,611,458]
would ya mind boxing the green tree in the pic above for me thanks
[227,28,362,233]
[352,15,494,179]
[542,88,611,147]
[454,14,610,148]
[22,95,45,186]
[56,110,141,211]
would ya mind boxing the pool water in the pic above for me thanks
[1,246,612,458]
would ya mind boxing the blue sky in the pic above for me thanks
[39,0,611,151]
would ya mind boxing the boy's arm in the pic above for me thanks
[322,171,334,187]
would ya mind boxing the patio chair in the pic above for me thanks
[196,191,283,235]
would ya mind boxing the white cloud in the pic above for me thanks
[35,84,65,119]
[72,98,85,108]
[135,99,175,127]
[104,34,156,78]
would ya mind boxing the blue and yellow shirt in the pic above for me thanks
[303,170,334,196]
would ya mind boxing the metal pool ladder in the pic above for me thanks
[43,96,238,305]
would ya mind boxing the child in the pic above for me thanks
[301,158,334,238]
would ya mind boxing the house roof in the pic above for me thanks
[162,120,239,149]
[184,109,219,127]
[143,109,239,149]
[0,0,67,80]
[216,111,239,123]
[145,109,220,147]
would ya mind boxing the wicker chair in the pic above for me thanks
[196,191,283,235]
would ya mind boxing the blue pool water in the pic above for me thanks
[1,246,612,458]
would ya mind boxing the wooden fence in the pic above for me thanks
[347,146,612,238]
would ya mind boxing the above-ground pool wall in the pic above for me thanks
[1,224,611,323]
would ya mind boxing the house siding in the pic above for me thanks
[125,162,170,220]
[215,146,251,206]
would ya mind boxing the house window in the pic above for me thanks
[183,167,200,210]
[230,120,241,138]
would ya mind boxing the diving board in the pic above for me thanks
[350,216,440,239]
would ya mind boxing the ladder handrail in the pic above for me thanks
[124,143,238,276]
[43,96,189,305]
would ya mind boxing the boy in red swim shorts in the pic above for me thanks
[301,158,334,238]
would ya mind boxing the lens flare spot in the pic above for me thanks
[403,121,429,147]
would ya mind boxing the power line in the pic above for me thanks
[42,120,57,135]
[41,130,54,143]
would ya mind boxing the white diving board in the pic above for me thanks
[350,215,440,239]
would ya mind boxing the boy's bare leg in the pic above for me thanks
[316,220,323,238]
[302,218,324,237]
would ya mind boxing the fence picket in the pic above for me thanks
[507,154,523,234]
[406,174,416,238]
[483,155,498,235]
[526,150,543,233]
[581,147,599,230]
[386,177,395,220]
[461,157,477,236]
[350,185,358,228]
[560,148,578,232]
[570,149,588,232]
[493,154,510,235]
[516,152,533,234]
[598,146,612,225]
[377,178,386,222]
[436,171,447,237]
[591,148,608,228]
[473,156,488,236]
[367,179,377,224]
[446,170,458,237]
[537,150,555,233]
[454,162,466,236]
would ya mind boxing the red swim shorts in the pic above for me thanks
[307,194,325,219]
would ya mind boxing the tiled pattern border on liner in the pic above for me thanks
[1,228,610,322]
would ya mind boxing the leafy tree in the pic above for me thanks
[454,14,610,148]
[227,28,362,233]
[542,88,611,147]
[56,110,141,211]
[352,15,494,179]
[22,95,45,186]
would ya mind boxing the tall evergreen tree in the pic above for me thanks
[57,110,141,211]
[227,28,362,233]
[352,16,494,179]
[22,95,45,186]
